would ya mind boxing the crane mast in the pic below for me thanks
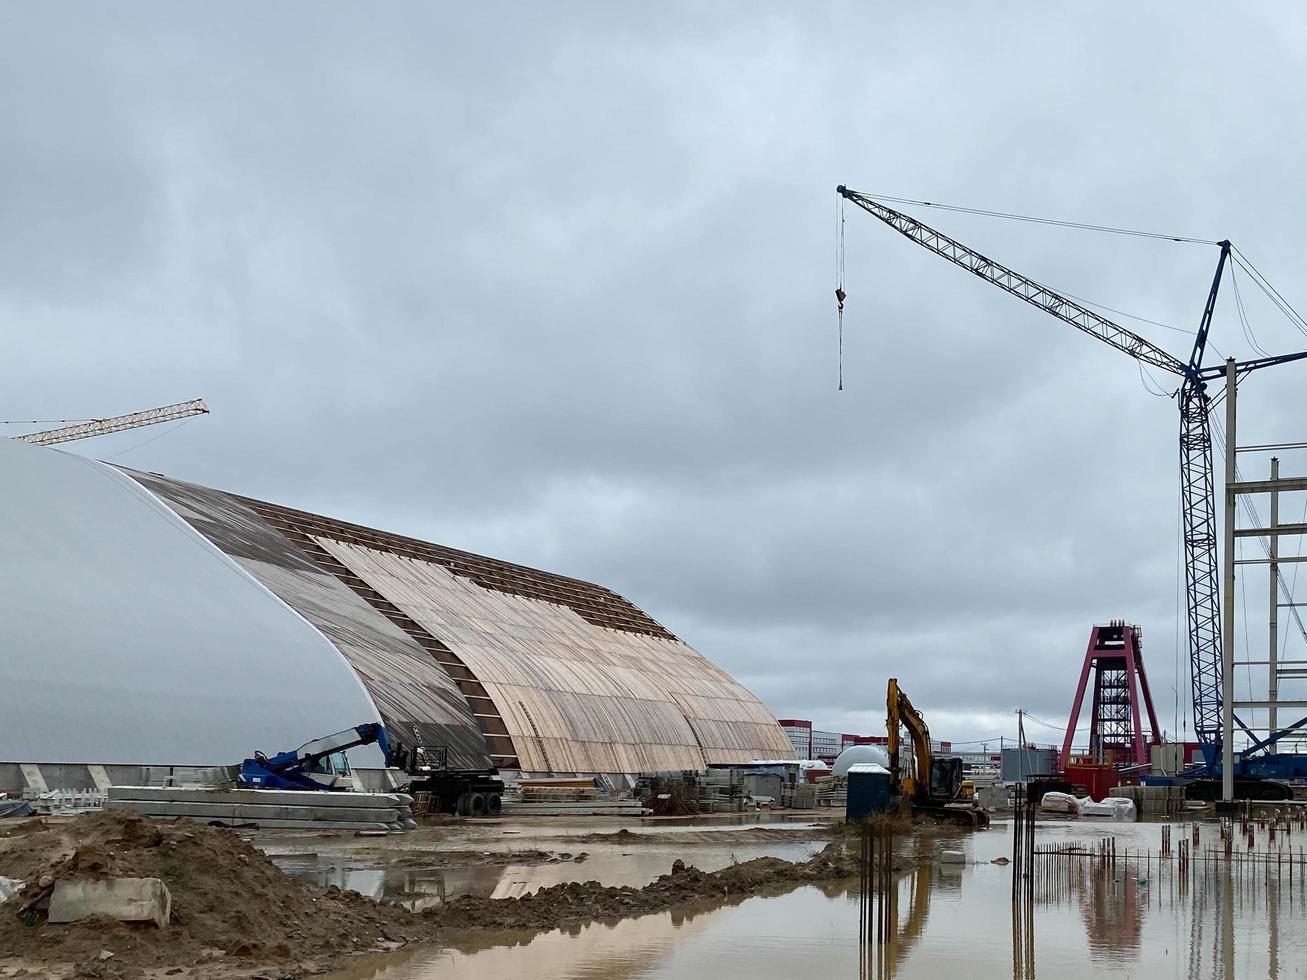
[835,185,1290,764]
[14,399,209,447]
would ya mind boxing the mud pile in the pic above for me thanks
[0,813,864,978]
[575,825,831,845]
[421,840,863,932]
[0,811,420,978]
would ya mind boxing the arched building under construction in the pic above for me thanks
[0,439,792,792]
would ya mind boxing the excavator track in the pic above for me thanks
[912,803,990,828]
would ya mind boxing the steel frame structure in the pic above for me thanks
[837,185,1307,770]
[1060,622,1161,768]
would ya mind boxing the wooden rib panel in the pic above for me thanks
[243,505,521,769]
[316,539,794,774]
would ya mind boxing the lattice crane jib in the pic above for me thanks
[13,399,209,447]
[836,185,1307,764]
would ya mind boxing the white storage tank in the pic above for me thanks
[832,743,890,776]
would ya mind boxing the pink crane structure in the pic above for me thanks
[1061,621,1162,769]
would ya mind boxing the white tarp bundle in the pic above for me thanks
[0,439,384,767]
[1079,796,1137,821]
[1038,791,1079,815]
[1036,791,1137,821]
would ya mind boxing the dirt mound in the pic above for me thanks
[0,811,421,978]
[575,826,832,846]
[0,814,865,978]
[421,841,863,932]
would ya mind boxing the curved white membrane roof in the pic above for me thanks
[0,439,383,766]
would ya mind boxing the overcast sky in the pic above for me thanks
[4,4,1307,749]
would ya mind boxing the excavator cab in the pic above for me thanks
[929,756,963,801]
[887,677,989,827]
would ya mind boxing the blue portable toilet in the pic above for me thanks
[845,763,892,822]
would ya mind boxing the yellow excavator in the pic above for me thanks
[887,677,989,827]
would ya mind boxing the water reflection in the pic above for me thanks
[272,855,512,912]
[318,823,1306,980]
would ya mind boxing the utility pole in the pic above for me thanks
[1269,455,1280,735]
[1221,358,1237,803]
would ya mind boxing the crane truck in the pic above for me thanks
[237,723,390,791]
[238,724,504,815]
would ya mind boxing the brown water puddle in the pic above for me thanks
[318,820,1307,980]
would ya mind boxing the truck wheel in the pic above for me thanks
[469,792,488,817]
[455,793,470,816]
[486,793,502,817]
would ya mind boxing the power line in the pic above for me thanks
[0,418,94,425]
[1020,712,1087,733]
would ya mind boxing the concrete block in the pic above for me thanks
[48,877,171,928]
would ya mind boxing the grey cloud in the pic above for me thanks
[4,2,1306,746]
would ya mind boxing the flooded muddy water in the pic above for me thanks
[263,815,829,909]
[319,819,1307,979]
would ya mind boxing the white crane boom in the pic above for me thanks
[14,399,209,447]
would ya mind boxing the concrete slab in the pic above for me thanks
[106,799,402,823]
[19,764,47,794]
[87,765,112,791]
[48,877,171,928]
[107,786,410,808]
[207,817,397,830]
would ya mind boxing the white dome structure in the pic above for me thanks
[832,743,890,776]
[1,438,795,794]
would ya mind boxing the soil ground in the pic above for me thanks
[0,811,866,980]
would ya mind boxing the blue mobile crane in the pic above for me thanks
[238,722,505,814]
[837,186,1307,797]
[237,723,391,791]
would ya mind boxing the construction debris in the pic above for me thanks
[47,876,172,928]
[0,811,422,976]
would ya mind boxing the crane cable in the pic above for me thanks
[1230,246,1307,341]
[1228,263,1271,358]
[1211,410,1307,648]
[856,192,1220,245]
[835,195,846,391]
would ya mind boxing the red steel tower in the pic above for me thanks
[1061,621,1161,769]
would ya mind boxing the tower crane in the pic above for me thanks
[836,185,1307,773]
[12,398,209,447]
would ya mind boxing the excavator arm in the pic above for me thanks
[887,677,934,800]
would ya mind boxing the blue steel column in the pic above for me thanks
[1221,359,1238,802]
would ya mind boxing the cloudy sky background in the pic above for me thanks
[4,4,1307,749]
